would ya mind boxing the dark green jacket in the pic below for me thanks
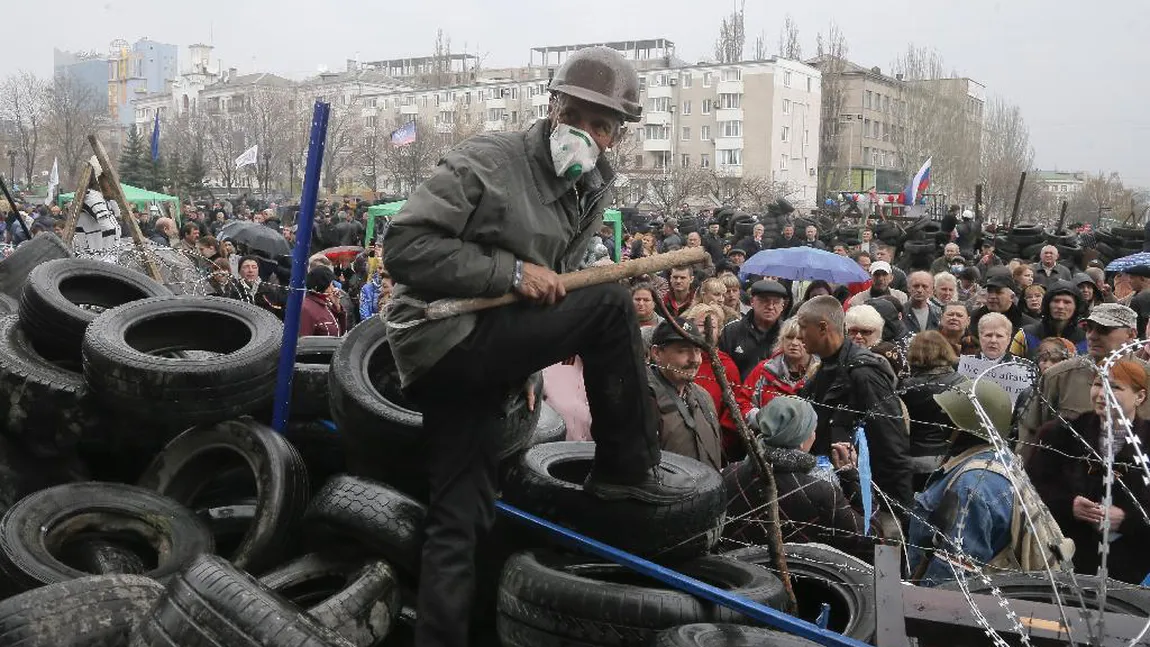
[383,120,615,387]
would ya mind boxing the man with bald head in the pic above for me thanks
[149,217,176,247]
[1030,245,1072,287]
[904,271,941,333]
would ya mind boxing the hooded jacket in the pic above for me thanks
[1008,280,1087,359]
[383,119,612,387]
[868,297,910,343]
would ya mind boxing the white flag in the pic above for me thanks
[235,145,258,170]
[43,158,59,206]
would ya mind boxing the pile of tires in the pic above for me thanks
[1097,226,1145,264]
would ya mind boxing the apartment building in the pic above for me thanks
[1036,170,1086,195]
[357,39,822,207]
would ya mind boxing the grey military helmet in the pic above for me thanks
[548,47,643,122]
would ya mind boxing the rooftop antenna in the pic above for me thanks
[209,21,214,46]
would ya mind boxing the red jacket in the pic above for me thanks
[743,352,808,409]
[299,291,347,338]
[695,350,753,461]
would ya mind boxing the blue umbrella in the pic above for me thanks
[740,247,870,283]
[1106,252,1150,273]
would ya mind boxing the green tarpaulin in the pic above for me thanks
[58,183,179,208]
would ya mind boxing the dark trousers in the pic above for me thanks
[407,283,660,647]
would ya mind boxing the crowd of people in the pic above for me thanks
[542,205,1150,587]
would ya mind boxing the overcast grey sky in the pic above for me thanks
[5,0,1148,187]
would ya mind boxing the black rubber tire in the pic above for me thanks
[939,573,1150,616]
[0,482,213,595]
[655,624,822,646]
[20,258,171,361]
[1095,230,1123,247]
[1006,233,1043,248]
[902,240,936,256]
[497,551,785,647]
[261,554,401,647]
[499,373,545,460]
[726,543,876,642]
[1022,243,1045,260]
[501,442,726,560]
[138,418,309,573]
[283,420,345,489]
[130,554,355,647]
[294,336,340,420]
[82,296,282,431]
[0,293,16,316]
[0,574,164,646]
[1010,223,1043,237]
[0,232,73,301]
[331,315,539,483]
[1046,231,1077,246]
[304,475,426,581]
[61,538,148,575]
[1113,226,1145,240]
[532,401,567,446]
[0,315,103,457]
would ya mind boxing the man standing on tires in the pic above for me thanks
[383,47,694,647]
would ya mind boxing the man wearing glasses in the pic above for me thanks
[1018,303,1150,461]
[384,47,693,647]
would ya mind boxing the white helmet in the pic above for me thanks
[962,209,974,220]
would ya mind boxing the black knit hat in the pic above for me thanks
[306,265,336,293]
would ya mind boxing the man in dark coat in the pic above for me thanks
[796,295,913,511]
[719,279,788,379]
[383,47,692,647]
[969,269,1037,337]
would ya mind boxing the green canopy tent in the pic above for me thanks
[365,200,405,245]
[58,183,180,210]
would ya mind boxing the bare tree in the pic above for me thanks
[978,97,1034,220]
[203,112,246,193]
[0,72,47,186]
[753,31,769,61]
[778,15,802,60]
[891,45,980,204]
[44,74,107,187]
[355,123,389,194]
[1069,172,1134,227]
[242,86,295,195]
[381,117,442,195]
[812,23,850,200]
[713,1,746,64]
[646,164,705,214]
[741,176,802,213]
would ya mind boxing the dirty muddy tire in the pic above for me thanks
[304,475,426,582]
[62,538,148,575]
[0,293,15,316]
[294,336,341,419]
[0,482,213,595]
[502,442,725,560]
[261,554,402,647]
[197,500,257,559]
[130,554,355,647]
[940,573,1150,616]
[655,624,822,646]
[138,418,309,573]
[0,232,73,301]
[1112,226,1145,240]
[726,543,876,642]
[82,296,282,431]
[20,259,171,361]
[0,315,103,457]
[532,401,567,445]
[497,551,785,647]
[0,573,164,647]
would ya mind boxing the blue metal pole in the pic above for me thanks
[495,501,871,647]
[272,101,331,433]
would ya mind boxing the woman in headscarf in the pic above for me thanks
[1028,359,1150,584]
[722,396,873,560]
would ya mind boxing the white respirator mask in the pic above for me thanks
[549,123,600,181]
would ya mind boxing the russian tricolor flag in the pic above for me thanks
[390,121,417,147]
[902,157,932,206]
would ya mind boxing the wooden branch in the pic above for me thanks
[61,162,94,245]
[653,301,797,613]
[424,247,708,321]
[87,135,164,282]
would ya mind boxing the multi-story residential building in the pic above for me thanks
[1036,170,1086,195]
[108,38,178,126]
[356,39,822,207]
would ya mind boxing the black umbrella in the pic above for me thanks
[218,221,291,257]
